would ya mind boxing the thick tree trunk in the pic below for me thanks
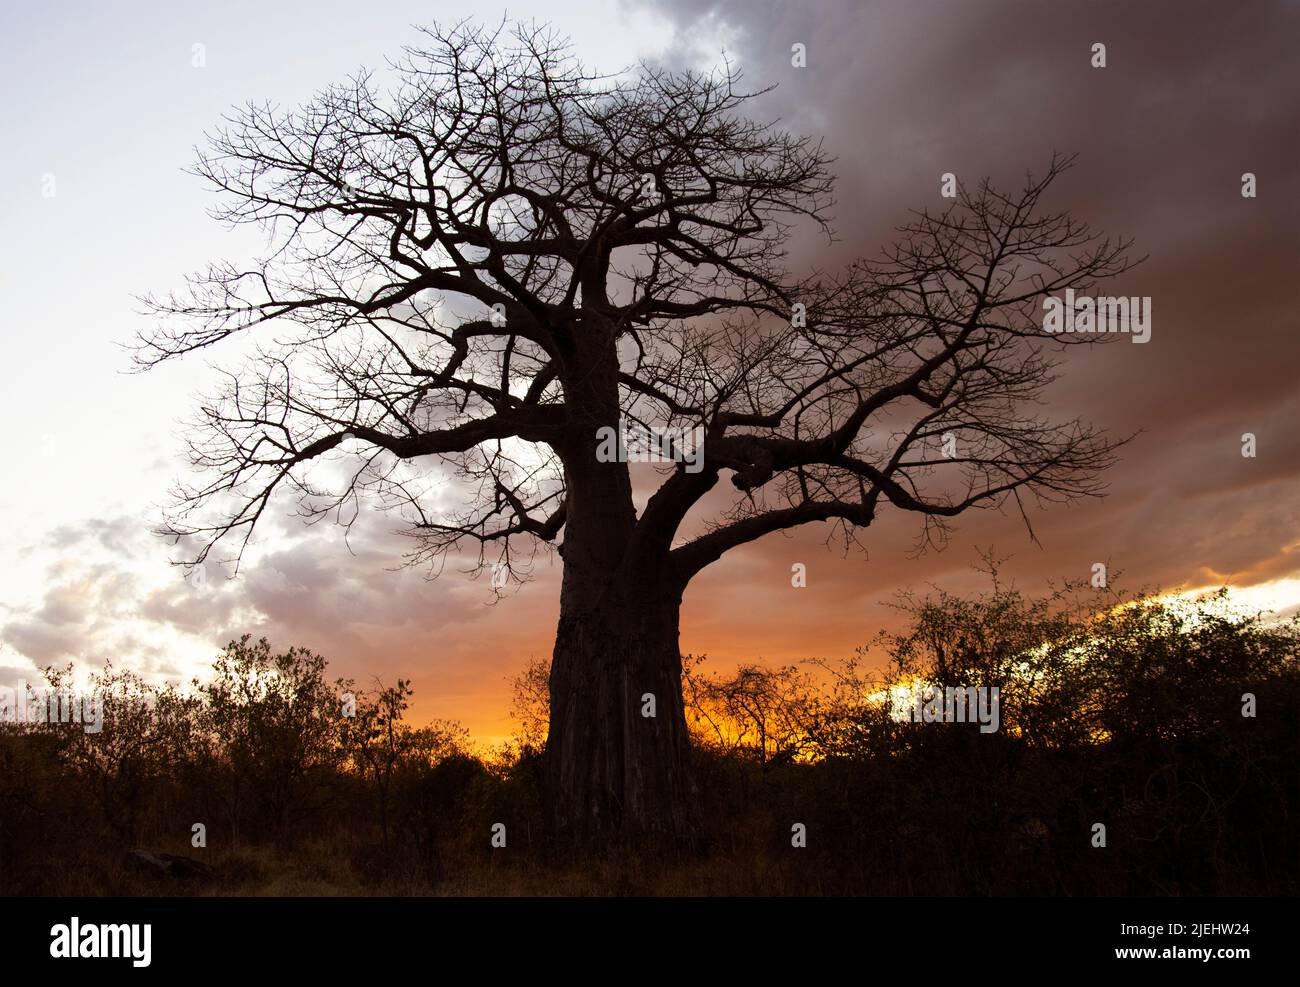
[546,576,697,843]
[542,314,698,844]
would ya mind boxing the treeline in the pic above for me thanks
[681,580,1299,894]
[1,578,1296,895]
[1,638,509,893]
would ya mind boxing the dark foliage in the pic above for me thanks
[1,583,1294,895]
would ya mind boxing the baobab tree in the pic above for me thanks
[138,21,1136,843]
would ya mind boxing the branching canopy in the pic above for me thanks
[139,20,1137,588]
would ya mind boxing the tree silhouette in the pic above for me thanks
[138,21,1136,842]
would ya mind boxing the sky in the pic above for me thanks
[1,0,1296,743]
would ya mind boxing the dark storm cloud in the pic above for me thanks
[631,0,1300,622]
